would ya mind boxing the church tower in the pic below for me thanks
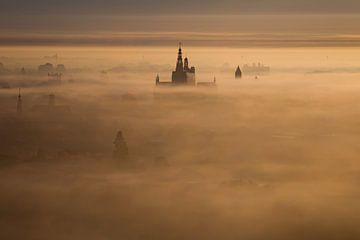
[161,43,196,86]
[17,88,22,114]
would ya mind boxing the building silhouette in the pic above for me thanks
[38,63,54,73]
[243,63,270,74]
[31,93,71,114]
[156,43,196,86]
[39,63,66,84]
[235,66,242,79]
[56,64,66,73]
[172,43,195,85]
[48,72,62,85]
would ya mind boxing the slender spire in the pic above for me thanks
[178,42,182,56]
[156,74,160,85]
[17,88,22,114]
[176,42,183,71]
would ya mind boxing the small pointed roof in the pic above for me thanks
[235,66,242,78]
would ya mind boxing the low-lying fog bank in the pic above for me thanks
[1,47,360,239]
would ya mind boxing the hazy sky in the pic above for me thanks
[2,0,360,15]
[1,0,360,47]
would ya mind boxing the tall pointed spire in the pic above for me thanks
[17,88,22,114]
[176,42,183,71]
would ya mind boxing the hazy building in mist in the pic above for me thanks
[0,62,10,75]
[156,44,196,86]
[243,63,270,75]
[56,64,66,73]
[43,54,58,61]
[235,66,242,79]
[48,72,62,85]
[113,131,129,161]
[38,63,66,81]
[32,93,70,114]
[38,63,55,73]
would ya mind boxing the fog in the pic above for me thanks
[1,47,360,239]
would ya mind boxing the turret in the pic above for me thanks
[184,57,189,71]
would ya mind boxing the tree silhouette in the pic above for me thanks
[113,130,128,161]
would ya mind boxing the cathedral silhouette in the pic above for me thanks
[156,43,196,86]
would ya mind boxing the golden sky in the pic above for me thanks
[1,1,360,47]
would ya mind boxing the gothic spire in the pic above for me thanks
[176,42,183,71]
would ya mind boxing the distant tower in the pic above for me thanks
[171,43,196,85]
[156,74,160,85]
[49,93,55,106]
[235,66,242,79]
[17,88,22,114]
